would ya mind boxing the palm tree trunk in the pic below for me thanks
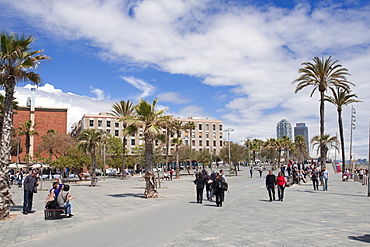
[121,137,127,179]
[0,82,16,219]
[320,91,325,167]
[144,135,157,198]
[338,110,346,173]
[165,130,170,172]
[91,146,97,187]
[175,145,180,179]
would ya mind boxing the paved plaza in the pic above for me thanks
[1,168,370,247]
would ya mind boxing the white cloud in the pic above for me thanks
[89,86,108,100]
[121,76,154,99]
[157,92,190,104]
[3,0,370,158]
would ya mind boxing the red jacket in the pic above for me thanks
[276,175,287,186]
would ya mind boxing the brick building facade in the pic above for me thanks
[12,106,68,162]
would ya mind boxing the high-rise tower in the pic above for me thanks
[294,123,309,154]
[276,119,293,141]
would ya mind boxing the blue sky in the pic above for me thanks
[1,0,370,160]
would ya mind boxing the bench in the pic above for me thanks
[44,208,64,220]
[62,178,80,183]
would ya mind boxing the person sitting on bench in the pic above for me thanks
[57,184,75,218]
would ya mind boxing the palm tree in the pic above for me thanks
[293,56,353,165]
[110,100,134,179]
[0,32,49,219]
[17,120,38,166]
[163,119,183,173]
[78,129,103,187]
[294,135,308,164]
[311,134,339,166]
[325,87,362,172]
[171,137,182,179]
[123,99,170,198]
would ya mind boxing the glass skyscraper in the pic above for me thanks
[294,123,309,154]
[276,118,293,141]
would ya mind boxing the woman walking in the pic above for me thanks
[276,172,288,201]
[214,172,225,207]
[194,173,206,203]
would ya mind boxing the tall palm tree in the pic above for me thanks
[293,56,353,165]
[123,99,170,198]
[110,100,134,179]
[311,134,339,166]
[171,137,182,179]
[78,129,103,187]
[0,32,49,219]
[17,120,38,166]
[325,87,362,172]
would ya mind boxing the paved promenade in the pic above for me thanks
[1,168,370,246]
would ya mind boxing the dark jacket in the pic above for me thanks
[194,177,206,189]
[23,174,37,192]
[265,174,276,186]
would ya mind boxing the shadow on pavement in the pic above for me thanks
[108,193,143,198]
[348,234,370,243]
[10,205,23,212]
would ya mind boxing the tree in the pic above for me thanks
[37,131,75,162]
[164,119,183,172]
[219,142,246,176]
[0,31,50,219]
[17,120,38,166]
[78,129,103,187]
[311,134,339,165]
[324,87,361,172]
[171,137,182,179]
[293,56,353,165]
[110,100,135,179]
[294,135,309,164]
[123,99,170,198]
[263,138,277,164]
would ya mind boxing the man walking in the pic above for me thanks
[322,167,329,191]
[311,167,320,190]
[22,169,39,214]
[265,170,276,202]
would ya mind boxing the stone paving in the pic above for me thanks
[2,168,370,246]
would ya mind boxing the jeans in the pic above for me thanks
[278,186,285,200]
[267,184,275,201]
[64,202,72,215]
[196,187,204,203]
[206,186,212,200]
[23,190,33,213]
[313,179,319,190]
[323,178,328,191]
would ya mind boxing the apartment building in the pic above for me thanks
[72,114,224,156]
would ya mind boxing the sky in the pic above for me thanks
[1,0,370,160]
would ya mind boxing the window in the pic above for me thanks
[89,120,94,126]
[98,120,102,127]
[213,140,216,147]
[206,133,209,138]
[106,130,111,134]
[206,124,209,130]
[115,122,119,128]
[115,130,119,136]
[185,140,189,146]
[131,139,135,145]
[220,140,223,147]
[219,125,222,131]
[185,131,189,137]
[199,140,203,146]
[199,132,202,138]
[213,124,216,131]
[206,140,209,146]
[199,124,202,130]
[192,140,195,147]
[155,140,159,146]
[107,121,111,127]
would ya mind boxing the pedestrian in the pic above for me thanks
[311,168,320,190]
[22,169,39,214]
[214,172,226,207]
[259,166,263,177]
[321,167,329,191]
[169,169,173,181]
[193,173,206,203]
[276,172,288,201]
[265,170,276,202]
[250,167,253,178]
[204,171,213,201]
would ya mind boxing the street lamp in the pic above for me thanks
[16,137,20,170]
[349,106,356,170]
[224,128,234,177]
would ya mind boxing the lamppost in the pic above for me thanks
[349,106,356,170]
[16,137,20,170]
[246,136,252,166]
[224,128,234,177]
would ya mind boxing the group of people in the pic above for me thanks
[21,169,75,218]
[194,169,228,207]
